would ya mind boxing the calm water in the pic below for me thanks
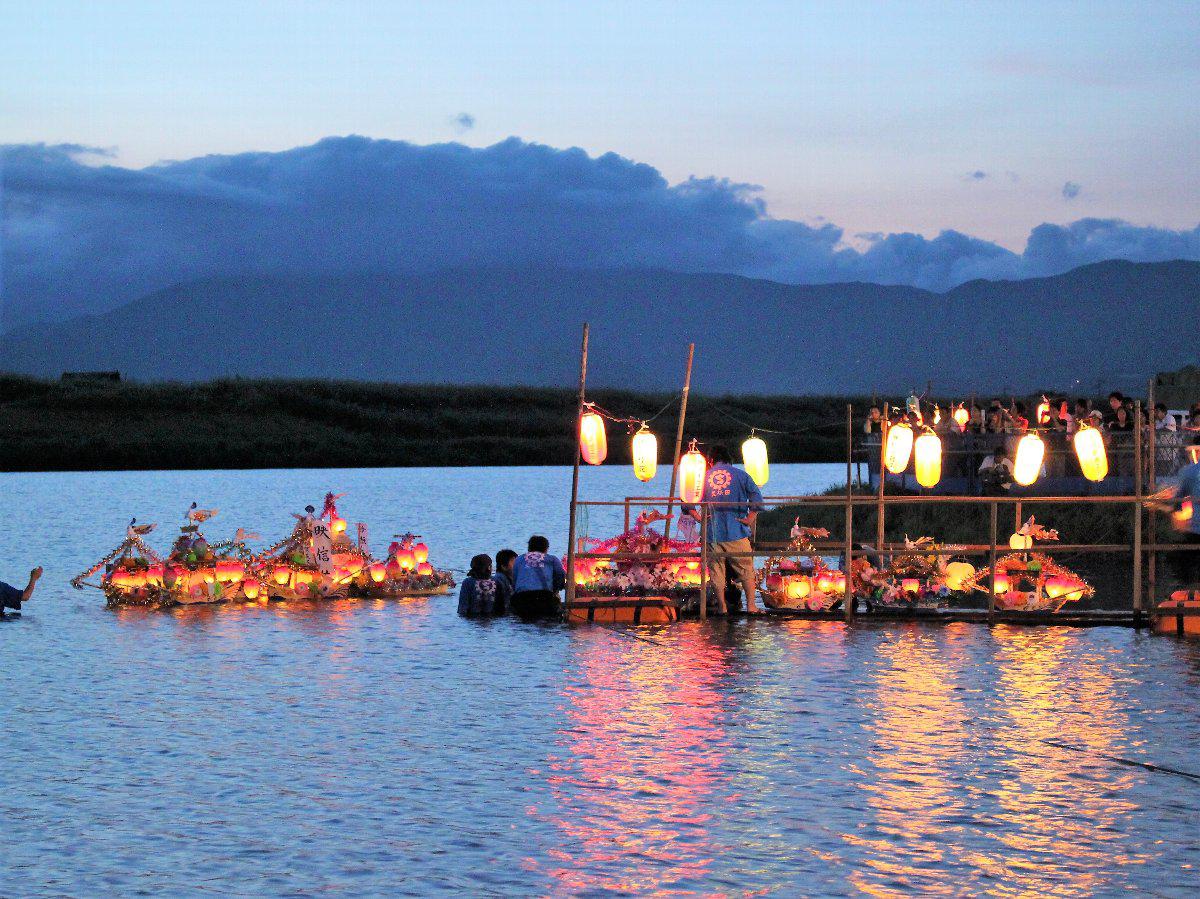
[3,463,1200,896]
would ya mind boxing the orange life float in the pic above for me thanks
[566,596,678,625]
[1155,590,1200,636]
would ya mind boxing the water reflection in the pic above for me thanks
[540,623,733,893]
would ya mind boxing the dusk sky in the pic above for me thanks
[4,0,1196,249]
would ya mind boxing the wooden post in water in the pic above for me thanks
[565,323,589,608]
[699,508,708,620]
[1014,499,1022,534]
[988,501,998,624]
[1133,399,1144,620]
[845,404,855,624]
[876,419,887,563]
[1147,378,1157,608]
[663,343,695,543]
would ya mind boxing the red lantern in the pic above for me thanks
[417,561,433,576]
[396,549,415,571]
[273,565,291,586]
[243,580,261,600]
[369,562,387,583]
[413,542,429,564]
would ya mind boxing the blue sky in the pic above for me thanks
[2,0,1196,250]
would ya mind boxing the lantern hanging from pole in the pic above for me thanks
[632,424,658,482]
[884,422,914,474]
[913,430,942,488]
[953,404,969,430]
[679,440,707,504]
[579,408,608,465]
[1013,432,1045,486]
[741,434,769,487]
[1073,423,1108,482]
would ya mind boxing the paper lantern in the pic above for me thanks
[1013,432,1045,486]
[884,423,914,474]
[913,431,942,488]
[331,516,347,536]
[145,564,164,587]
[993,573,1011,594]
[294,570,313,586]
[243,580,261,600]
[816,572,834,593]
[741,435,769,487]
[1073,424,1108,482]
[901,578,920,594]
[579,411,608,465]
[417,562,433,576]
[369,562,387,583]
[830,572,847,594]
[273,565,291,586]
[413,542,429,564]
[1009,533,1033,551]
[944,561,975,591]
[785,577,811,600]
[1043,576,1065,599]
[679,443,707,504]
[1036,399,1051,425]
[1175,499,1194,528]
[396,549,415,571]
[953,405,970,429]
[632,426,658,482]
[201,569,216,585]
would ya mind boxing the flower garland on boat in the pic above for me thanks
[958,517,1094,611]
[860,535,962,609]
[757,523,842,611]
[575,511,701,597]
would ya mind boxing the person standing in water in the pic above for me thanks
[510,536,566,621]
[2,566,42,616]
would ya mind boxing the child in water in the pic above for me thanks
[457,554,498,617]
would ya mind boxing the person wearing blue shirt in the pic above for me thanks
[510,535,567,620]
[1171,457,1200,587]
[1,566,42,616]
[684,444,765,615]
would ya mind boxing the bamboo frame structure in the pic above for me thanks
[564,323,589,608]
[662,344,695,543]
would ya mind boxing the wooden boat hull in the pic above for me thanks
[567,596,678,624]
[1155,591,1200,635]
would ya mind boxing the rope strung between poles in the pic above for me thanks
[584,394,680,433]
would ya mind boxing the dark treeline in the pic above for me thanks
[0,375,872,472]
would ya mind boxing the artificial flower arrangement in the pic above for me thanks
[757,522,845,611]
[574,510,702,598]
[958,517,1093,611]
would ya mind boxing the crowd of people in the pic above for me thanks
[457,536,567,621]
[865,392,1200,491]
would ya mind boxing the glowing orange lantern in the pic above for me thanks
[243,580,261,600]
[579,410,607,465]
[1043,576,1065,599]
[413,542,429,564]
[331,516,347,537]
[953,405,969,429]
[993,573,1010,594]
[109,570,132,590]
[294,570,313,586]
[884,422,914,474]
[830,572,847,594]
[1013,432,1045,486]
[679,441,707,504]
[1009,532,1033,551]
[273,566,291,586]
[785,577,811,600]
[417,562,433,576]
[1073,424,1108,482]
[632,426,658,482]
[944,561,975,591]
[396,549,415,571]
[1175,498,1194,528]
[913,431,942,488]
[741,435,769,487]
[816,572,834,593]
[201,569,216,585]
[1036,398,1051,425]
[901,578,920,594]
[145,564,164,587]
[369,562,387,583]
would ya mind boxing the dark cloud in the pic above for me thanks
[453,113,475,131]
[1062,181,1082,199]
[2,137,1197,325]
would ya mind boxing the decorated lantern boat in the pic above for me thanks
[857,535,965,610]
[958,517,1093,612]
[72,505,258,607]
[567,510,700,623]
[757,523,847,612]
[254,494,362,600]
[357,532,455,597]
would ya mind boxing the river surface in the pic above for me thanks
[2,464,1200,896]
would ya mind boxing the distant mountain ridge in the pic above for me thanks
[0,259,1195,394]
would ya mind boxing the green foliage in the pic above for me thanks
[0,375,868,471]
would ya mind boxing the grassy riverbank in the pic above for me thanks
[0,375,869,471]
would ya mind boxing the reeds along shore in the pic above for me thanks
[0,375,862,471]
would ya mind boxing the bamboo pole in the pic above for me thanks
[845,404,855,624]
[699,507,708,620]
[1148,378,1157,608]
[663,343,695,542]
[1133,399,1144,618]
[1014,499,1022,534]
[988,501,998,624]
[564,323,589,608]
[876,419,887,563]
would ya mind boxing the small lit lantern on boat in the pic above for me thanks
[785,576,811,600]
[273,565,291,586]
[215,559,242,582]
[829,572,847,595]
[1043,576,1066,599]
[417,562,433,576]
[679,441,707,504]
[243,579,261,600]
[901,578,920,594]
[993,573,1011,594]
[369,562,387,583]
[1175,499,1194,528]
[884,422,914,474]
[913,430,942,488]
[413,542,429,564]
[145,564,164,587]
[632,425,658,482]
[1013,432,1045,486]
[1073,423,1108,482]
[294,570,313,587]
[953,404,970,430]
[944,561,975,591]
[201,568,216,585]
[1036,398,1051,426]
[816,572,834,594]
[1009,532,1033,551]
[579,408,608,465]
[396,548,416,571]
[331,516,347,537]
[741,434,769,487]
